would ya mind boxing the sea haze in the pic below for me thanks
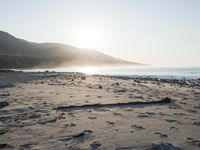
[16,66,200,80]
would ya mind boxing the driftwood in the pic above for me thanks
[57,97,172,110]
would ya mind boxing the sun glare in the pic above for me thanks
[81,66,98,74]
[75,26,103,49]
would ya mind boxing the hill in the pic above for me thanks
[0,31,141,69]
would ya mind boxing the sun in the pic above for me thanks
[80,66,98,74]
[75,26,102,49]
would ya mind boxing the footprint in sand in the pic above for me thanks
[106,121,115,126]
[137,113,150,118]
[170,126,178,131]
[186,137,200,147]
[144,112,156,116]
[113,112,123,116]
[165,119,181,124]
[88,116,97,120]
[65,123,77,128]
[173,113,186,116]
[130,124,145,132]
[60,129,93,142]
[154,132,168,138]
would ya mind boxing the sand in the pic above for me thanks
[0,71,199,150]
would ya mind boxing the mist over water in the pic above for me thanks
[17,66,200,80]
[98,66,200,79]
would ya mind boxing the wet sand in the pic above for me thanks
[0,71,200,150]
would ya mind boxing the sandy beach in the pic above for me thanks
[0,71,200,150]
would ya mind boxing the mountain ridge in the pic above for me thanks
[0,30,142,69]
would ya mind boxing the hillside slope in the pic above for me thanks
[0,31,141,69]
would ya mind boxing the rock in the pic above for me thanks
[136,96,143,99]
[88,116,97,120]
[137,114,150,118]
[116,82,119,85]
[38,117,57,124]
[0,93,10,97]
[147,142,182,150]
[60,129,93,142]
[165,119,180,124]
[64,123,76,127]
[29,113,41,119]
[134,80,141,83]
[106,121,115,125]
[81,76,86,80]
[98,85,103,89]
[114,89,126,93]
[0,128,9,135]
[70,123,76,127]
[0,101,9,108]
[91,141,101,149]
[72,129,93,138]
[192,121,200,126]
[163,97,171,102]
[186,137,200,147]
[20,143,32,149]
[0,143,12,149]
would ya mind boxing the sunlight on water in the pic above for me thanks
[80,66,98,74]
[15,66,200,79]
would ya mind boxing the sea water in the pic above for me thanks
[97,67,200,80]
[17,66,200,80]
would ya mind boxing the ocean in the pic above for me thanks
[17,66,200,80]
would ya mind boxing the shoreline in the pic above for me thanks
[1,69,199,89]
[106,75,200,88]
[0,71,200,149]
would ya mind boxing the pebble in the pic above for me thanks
[0,101,9,108]
[91,141,101,149]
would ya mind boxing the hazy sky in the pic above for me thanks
[0,0,200,66]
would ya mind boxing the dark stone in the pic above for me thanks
[163,97,171,102]
[115,82,119,86]
[0,93,10,97]
[0,143,11,149]
[0,101,9,108]
[114,89,126,93]
[131,124,145,130]
[98,85,103,89]
[72,129,92,138]
[91,141,101,149]
[81,76,86,80]
[0,128,9,135]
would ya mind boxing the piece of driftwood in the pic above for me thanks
[57,97,172,110]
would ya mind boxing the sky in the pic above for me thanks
[0,0,200,67]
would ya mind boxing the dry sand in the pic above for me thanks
[0,71,199,150]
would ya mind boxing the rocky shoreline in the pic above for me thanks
[106,75,200,88]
